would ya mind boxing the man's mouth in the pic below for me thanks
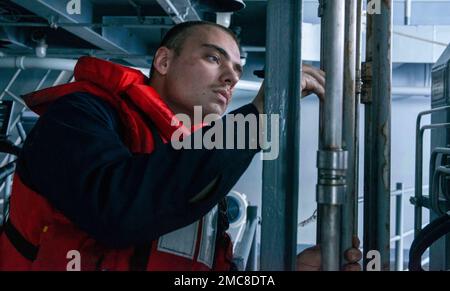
[213,89,231,104]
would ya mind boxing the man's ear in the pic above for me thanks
[153,47,173,76]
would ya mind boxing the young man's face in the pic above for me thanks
[163,26,242,118]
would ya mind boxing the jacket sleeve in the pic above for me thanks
[17,92,261,248]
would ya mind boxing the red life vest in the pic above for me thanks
[0,56,234,271]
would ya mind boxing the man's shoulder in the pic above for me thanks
[44,91,121,127]
[49,91,115,114]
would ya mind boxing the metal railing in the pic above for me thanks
[358,183,430,271]
[0,58,68,224]
[232,206,259,271]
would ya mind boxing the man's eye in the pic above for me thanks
[207,55,220,64]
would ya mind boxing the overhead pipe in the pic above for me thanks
[317,0,347,271]
[0,56,76,72]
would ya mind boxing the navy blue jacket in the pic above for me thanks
[16,92,260,247]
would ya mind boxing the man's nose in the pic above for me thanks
[220,65,239,87]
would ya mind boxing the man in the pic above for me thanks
[0,21,360,271]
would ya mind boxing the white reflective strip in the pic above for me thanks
[197,206,218,268]
[157,221,199,259]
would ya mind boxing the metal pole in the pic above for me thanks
[405,0,412,25]
[233,206,259,271]
[341,0,358,268]
[261,0,302,271]
[317,0,347,271]
[362,0,392,271]
[395,183,404,271]
[316,0,326,244]
[245,207,258,271]
[353,0,363,236]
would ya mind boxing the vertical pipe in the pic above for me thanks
[414,116,423,238]
[363,0,392,271]
[353,0,363,236]
[261,0,302,271]
[246,231,257,271]
[246,207,258,271]
[316,0,326,244]
[341,0,358,268]
[322,4,345,148]
[395,183,404,271]
[317,0,347,271]
[405,0,412,25]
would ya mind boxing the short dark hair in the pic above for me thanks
[149,21,239,79]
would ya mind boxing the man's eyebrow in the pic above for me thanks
[201,43,243,77]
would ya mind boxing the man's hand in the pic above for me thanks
[252,64,325,113]
[296,236,362,271]
[301,64,325,100]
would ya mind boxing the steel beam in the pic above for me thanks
[260,0,302,271]
[363,0,392,271]
[156,0,201,24]
[11,0,149,67]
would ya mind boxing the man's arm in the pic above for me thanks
[252,63,326,113]
[17,92,260,248]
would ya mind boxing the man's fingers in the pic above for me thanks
[296,245,321,271]
[342,263,362,272]
[303,65,326,88]
[352,235,361,249]
[345,248,362,264]
[302,74,325,100]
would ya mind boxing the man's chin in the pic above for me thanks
[203,104,226,117]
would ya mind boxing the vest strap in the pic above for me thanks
[3,220,38,261]
[129,243,152,271]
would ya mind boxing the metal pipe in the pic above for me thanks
[316,0,327,244]
[392,87,431,96]
[35,70,52,91]
[405,0,412,25]
[0,21,173,29]
[317,0,347,271]
[320,205,341,270]
[341,0,358,268]
[233,206,259,271]
[246,207,258,271]
[322,3,345,148]
[0,57,76,72]
[354,0,363,238]
[363,0,392,271]
[234,81,430,96]
[395,183,404,271]
[0,161,15,182]
[261,0,302,271]
[16,122,27,143]
[0,69,21,100]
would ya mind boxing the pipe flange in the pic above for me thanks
[316,184,346,205]
[317,149,348,170]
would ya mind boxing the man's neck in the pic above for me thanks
[148,79,195,122]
